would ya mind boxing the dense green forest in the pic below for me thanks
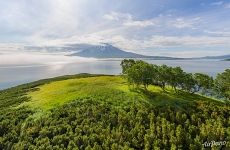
[0,61,229,150]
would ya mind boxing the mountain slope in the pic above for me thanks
[71,44,144,58]
[70,44,175,59]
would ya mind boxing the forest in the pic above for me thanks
[0,62,229,150]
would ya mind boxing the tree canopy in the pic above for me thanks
[215,69,230,100]
[121,59,229,100]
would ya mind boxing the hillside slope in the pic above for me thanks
[70,44,175,59]
[71,44,145,58]
[0,74,229,149]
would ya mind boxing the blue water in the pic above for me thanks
[0,59,229,89]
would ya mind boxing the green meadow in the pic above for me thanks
[26,76,131,110]
[26,76,221,111]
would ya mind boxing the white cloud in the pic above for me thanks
[123,19,156,27]
[1,33,230,58]
[51,32,230,50]
[103,12,132,21]
[148,36,230,47]
[172,17,201,29]
[0,1,229,58]
[172,18,192,28]
[30,0,80,38]
[0,52,94,67]
[106,35,230,51]
[0,0,97,45]
[158,50,226,58]
[0,43,25,53]
[204,30,230,36]
[104,11,156,27]
[210,1,223,6]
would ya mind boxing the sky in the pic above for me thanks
[0,0,230,57]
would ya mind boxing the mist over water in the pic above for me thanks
[0,53,95,67]
[0,53,230,89]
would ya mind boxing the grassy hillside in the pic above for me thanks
[0,74,229,149]
[25,75,222,111]
[26,76,128,110]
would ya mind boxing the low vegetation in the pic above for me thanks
[0,63,229,149]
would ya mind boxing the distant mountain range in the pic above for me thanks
[70,44,178,59]
[200,54,230,60]
[24,43,230,60]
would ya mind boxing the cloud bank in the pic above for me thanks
[0,0,230,57]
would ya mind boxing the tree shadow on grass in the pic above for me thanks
[171,90,216,103]
[128,86,223,111]
[140,88,158,99]
[130,87,196,109]
[129,87,158,99]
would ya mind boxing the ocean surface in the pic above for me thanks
[0,58,230,90]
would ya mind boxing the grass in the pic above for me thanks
[26,76,132,110]
[25,75,222,111]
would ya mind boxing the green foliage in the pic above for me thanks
[125,60,153,89]
[181,73,197,93]
[121,59,196,92]
[121,59,230,101]
[120,59,136,74]
[156,65,169,90]
[214,69,230,100]
[1,98,229,149]
[167,67,184,92]
[0,73,229,149]
[194,73,214,94]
